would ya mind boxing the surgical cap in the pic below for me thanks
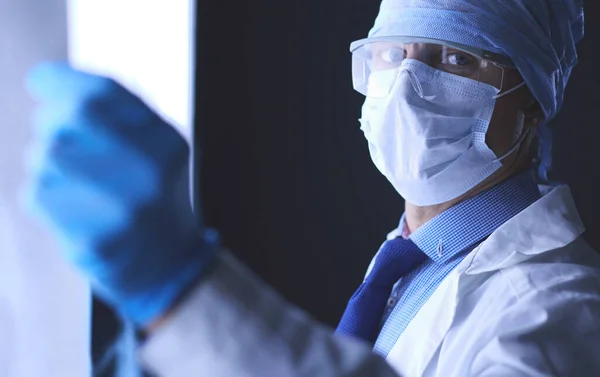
[368,0,585,123]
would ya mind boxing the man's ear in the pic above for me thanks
[523,97,545,128]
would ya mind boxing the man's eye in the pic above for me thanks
[380,48,406,64]
[446,53,472,66]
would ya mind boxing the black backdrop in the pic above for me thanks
[194,1,600,328]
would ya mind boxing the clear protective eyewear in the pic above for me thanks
[350,37,517,99]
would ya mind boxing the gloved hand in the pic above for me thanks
[23,62,220,326]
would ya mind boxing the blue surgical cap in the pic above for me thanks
[368,0,584,180]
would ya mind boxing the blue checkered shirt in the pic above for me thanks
[372,170,542,356]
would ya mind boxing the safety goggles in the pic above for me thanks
[350,37,516,99]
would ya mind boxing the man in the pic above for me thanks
[23,0,600,376]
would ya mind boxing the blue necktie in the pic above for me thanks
[336,238,427,343]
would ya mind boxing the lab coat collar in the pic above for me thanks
[385,185,586,376]
[462,185,585,275]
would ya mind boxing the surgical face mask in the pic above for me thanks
[359,58,528,206]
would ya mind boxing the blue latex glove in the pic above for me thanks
[23,62,219,326]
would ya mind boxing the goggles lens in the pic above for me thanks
[352,42,507,98]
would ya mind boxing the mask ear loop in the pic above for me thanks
[492,81,527,100]
[491,64,527,100]
[486,62,531,162]
[493,121,532,163]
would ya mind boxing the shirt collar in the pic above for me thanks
[388,170,542,263]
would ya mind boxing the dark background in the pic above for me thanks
[194,0,600,329]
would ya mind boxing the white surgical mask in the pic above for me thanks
[360,59,528,206]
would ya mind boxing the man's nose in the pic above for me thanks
[404,43,432,65]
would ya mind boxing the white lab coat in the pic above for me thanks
[138,185,600,377]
